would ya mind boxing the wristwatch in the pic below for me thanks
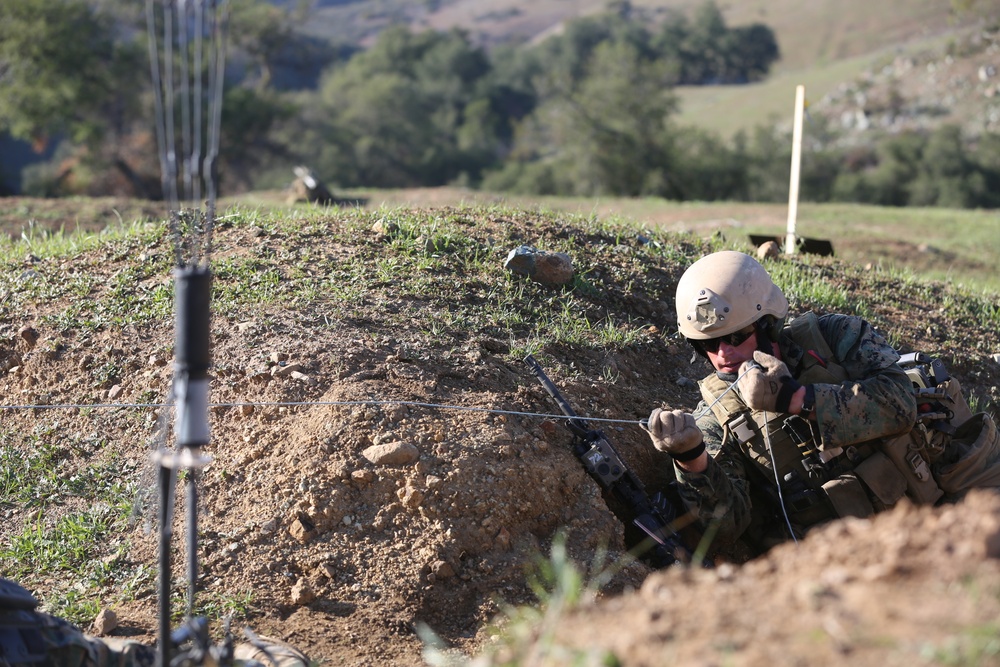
[800,384,816,415]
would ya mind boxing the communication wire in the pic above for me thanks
[762,411,798,544]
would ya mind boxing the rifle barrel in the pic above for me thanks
[523,355,590,434]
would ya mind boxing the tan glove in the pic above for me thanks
[644,408,704,460]
[737,350,802,413]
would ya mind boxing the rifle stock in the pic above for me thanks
[524,355,708,568]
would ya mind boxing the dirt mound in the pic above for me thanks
[2,199,999,666]
[547,490,1000,666]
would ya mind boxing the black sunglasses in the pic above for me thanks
[695,325,756,353]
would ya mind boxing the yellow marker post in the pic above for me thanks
[785,84,805,255]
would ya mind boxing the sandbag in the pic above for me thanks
[932,413,1000,494]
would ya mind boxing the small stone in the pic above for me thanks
[290,578,316,605]
[290,370,316,385]
[108,385,124,400]
[288,515,317,543]
[18,326,39,349]
[372,220,399,236]
[757,240,780,260]
[533,252,574,286]
[362,442,420,466]
[92,609,118,635]
[429,560,454,579]
[350,469,375,488]
[397,485,425,509]
[273,363,304,377]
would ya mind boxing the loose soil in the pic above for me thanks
[1,196,999,667]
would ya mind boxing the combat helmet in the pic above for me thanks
[676,250,788,342]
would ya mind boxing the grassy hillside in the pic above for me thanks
[1,196,999,666]
[309,0,969,71]
[236,189,1000,294]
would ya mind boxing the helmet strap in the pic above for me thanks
[755,315,787,356]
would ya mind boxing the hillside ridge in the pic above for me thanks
[297,0,997,140]
[2,199,999,665]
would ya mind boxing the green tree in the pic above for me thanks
[652,1,779,84]
[682,1,729,84]
[0,0,161,195]
[726,23,781,83]
[970,132,1000,207]
[491,36,678,197]
[298,27,500,187]
[0,0,129,147]
[910,125,985,207]
[229,0,304,90]
[868,133,924,206]
[666,127,748,200]
[743,126,793,202]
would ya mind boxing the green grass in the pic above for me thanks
[318,192,1000,294]
[672,24,963,139]
[0,425,140,625]
[920,624,1000,666]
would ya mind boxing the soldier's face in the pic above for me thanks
[705,329,758,374]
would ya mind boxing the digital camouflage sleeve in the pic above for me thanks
[668,313,917,546]
[808,314,916,448]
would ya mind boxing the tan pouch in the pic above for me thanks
[822,474,875,518]
[880,431,944,505]
[937,377,975,430]
[933,413,1000,495]
[853,451,907,510]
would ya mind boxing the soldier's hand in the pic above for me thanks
[644,408,704,457]
[737,350,802,413]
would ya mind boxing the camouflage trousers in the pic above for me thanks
[1,609,309,667]
[0,608,155,667]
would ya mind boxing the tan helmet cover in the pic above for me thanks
[676,251,788,340]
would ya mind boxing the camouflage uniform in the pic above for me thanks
[671,312,918,553]
[1,579,309,667]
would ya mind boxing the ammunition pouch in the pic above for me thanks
[932,412,1000,496]
[782,483,832,527]
[894,354,1000,501]
[878,430,944,505]
[822,474,876,518]
[853,451,907,510]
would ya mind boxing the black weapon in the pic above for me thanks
[523,355,710,569]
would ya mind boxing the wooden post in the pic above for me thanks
[785,84,805,255]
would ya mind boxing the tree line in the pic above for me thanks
[1,0,998,208]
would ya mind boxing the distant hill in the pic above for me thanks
[295,0,1000,139]
[301,0,969,67]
